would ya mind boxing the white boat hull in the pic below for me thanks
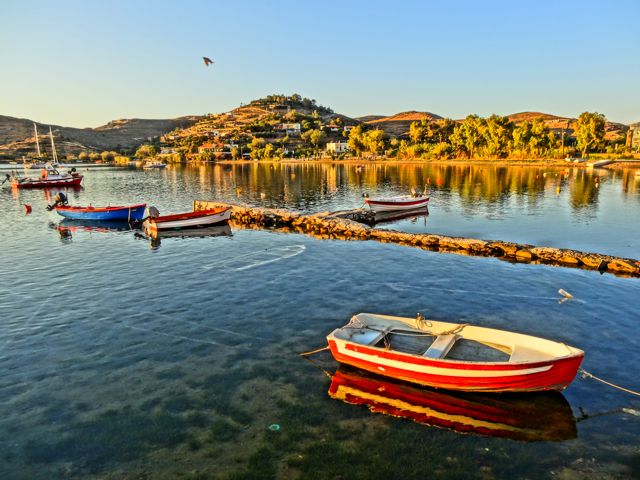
[365,196,430,212]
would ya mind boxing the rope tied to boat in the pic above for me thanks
[436,323,470,335]
[580,368,640,397]
[299,345,330,356]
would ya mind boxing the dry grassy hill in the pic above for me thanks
[506,111,627,141]
[364,111,443,136]
[0,115,200,158]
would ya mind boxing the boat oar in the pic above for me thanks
[2,174,10,185]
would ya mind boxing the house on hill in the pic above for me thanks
[276,123,301,135]
[198,142,219,154]
[326,141,349,154]
[628,125,640,149]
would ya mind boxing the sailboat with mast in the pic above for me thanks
[11,126,82,188]
[47,126,63,168]
[23,123,47,169]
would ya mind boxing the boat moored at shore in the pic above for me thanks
[54,203,147,221]
[143,206,231,235]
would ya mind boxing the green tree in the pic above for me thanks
[575,112,606,158]
[135,144,158,158]
[482,115,513,158]
[528,120,556,158]
[512,121,533,158]
[362,129,386,156]
[101,151,115,162]
[347,125,366,156]
[450,115,486,159]
[249,137,266,159]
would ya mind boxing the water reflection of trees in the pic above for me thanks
[176,162,637,212]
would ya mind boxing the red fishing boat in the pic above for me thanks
[11,168,83,189]
[327,313,584,393]
[143,206,231,235]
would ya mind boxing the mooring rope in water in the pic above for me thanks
[580,368,640,397]
[299,345,330,356]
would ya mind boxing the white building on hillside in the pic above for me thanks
[326,141,349,154]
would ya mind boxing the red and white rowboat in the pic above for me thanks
[365,195,429,212]
[143,206,231,235]
[327,313,584,393]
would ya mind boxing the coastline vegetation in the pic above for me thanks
[55,95,640,164]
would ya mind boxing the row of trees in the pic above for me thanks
[345,112,608,160]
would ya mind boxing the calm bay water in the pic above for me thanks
[1,163,639,479]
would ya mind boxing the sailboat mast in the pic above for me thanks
[34,123,42,158]
[49,126,58,163]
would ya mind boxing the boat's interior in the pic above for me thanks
[339,325,556,363]
[367,329,511,362]
[333,313,579,364]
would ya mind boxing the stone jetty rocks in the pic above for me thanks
[194,200,640,278]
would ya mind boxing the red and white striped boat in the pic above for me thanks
[365,195,429,212]
[327,313,584,393]
[143,206,231,235]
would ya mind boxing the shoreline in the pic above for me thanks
[214,158,640,168]
[2,158,639,168]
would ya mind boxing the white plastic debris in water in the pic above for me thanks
[622,408,640,417]
[558,289,573,299]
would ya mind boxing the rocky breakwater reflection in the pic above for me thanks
[194,200,640,277]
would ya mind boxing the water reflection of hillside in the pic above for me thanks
[175,163,640,214]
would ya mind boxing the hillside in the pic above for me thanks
[506,111,627,141]
[363,111,443,137]
[0,97,634,160]
[0,115,200,159]
[162,95,361,159]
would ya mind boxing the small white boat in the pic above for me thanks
[327,313,584,393]
[365,195,429,212]
[143,206,231,235]
[143,161,167,169]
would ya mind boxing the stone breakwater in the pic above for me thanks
[194,200,640,278]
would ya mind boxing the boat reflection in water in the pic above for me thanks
[148,224,233,250]
[58,218,136,232]
[328,366,577,442]
[372,206,429,226]
[52,219,135,242]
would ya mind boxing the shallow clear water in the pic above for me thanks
[1,163,639,479]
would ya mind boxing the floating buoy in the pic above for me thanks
[24,204,32,214]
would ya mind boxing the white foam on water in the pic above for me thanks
[201,244,306,272]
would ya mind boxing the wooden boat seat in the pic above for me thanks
[423,334,457,359]
[349,328,386,346]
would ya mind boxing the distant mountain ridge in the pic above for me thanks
[0,115,200,158]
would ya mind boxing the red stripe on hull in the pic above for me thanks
[366,198,429,207]
[329,340,583,392]
[12,176,83,189]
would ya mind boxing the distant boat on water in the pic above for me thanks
[143,161,167,169]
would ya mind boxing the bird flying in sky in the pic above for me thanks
[203,56,214,67]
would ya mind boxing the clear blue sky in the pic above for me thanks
[2,0,639,127]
